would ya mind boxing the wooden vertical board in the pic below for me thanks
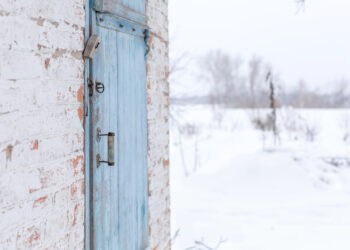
[92,25,120,249]
[91,13,148,249]
[117,31,148,249]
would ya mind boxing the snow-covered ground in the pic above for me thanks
[170,105,350,250]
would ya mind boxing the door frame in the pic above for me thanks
[84,0,93,249]
[84,1,149,249]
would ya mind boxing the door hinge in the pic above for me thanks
[144,29,150,57]
[88,79,94,96]
[84,34,101,59]
[85,105,89,117]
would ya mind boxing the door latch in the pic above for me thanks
[88,80,104,96]
[96,128,115,167]
[83,34,101,59]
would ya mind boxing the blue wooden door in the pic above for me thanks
[89,1,148,249]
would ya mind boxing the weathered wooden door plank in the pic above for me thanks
[116,30,148,249]
[92,24,120,249]
[94,0,146,24]
[91,7,148,249]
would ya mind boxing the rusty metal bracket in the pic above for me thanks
[144,29,150,57]
[88,78,94,96]
[96,128,115,167]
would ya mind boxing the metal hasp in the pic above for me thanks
[144,29,150,57]
[96,128,115,167]
[83,34,101,59]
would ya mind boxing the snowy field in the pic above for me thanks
[170,105,350,250]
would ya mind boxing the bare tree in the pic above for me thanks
[330,80,349,108]
[170,52,190,79]
[198,50,244,108]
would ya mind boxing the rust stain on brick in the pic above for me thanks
[147,96,152,105]
[71,51,82,60]
[29,188,39,194]
[76,133,84,144]
[0,10,10,16]
[163,159,169,167]
[72,204,79,226]
[40,173,49,189]
[148,172,152,196]
[71,155,84,176]
[70,183,78,196]
[30,17,45,26]
[72,24,80,31]
[31,140,39,150]
[4,144,13,162]
[148,34,154,49]
[165,70,170,79]
[44,58,50,70]
[53,48,67,59]
[33,196,48,208]
[48,20,59,28]
[77,85,84,103]
[80,179,85,194]
[26,227,40,246]
[77,107,84,122]
[37,44,48,50]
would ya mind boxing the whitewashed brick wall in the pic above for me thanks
[146,0,171,249]
[0,0,86,249]
[0,0,170,249]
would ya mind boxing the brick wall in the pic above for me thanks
[146,0,171,249]
[0,0,86,248]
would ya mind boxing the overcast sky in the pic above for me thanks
[169,0,350,96]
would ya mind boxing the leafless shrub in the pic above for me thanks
[185,238,227,250]
[179,123,200,138]
[171,229,181,245]
[251,113,275,132]
[176,123,202,176]
[280,107,304,140]
[211,108,225,127]
[280,108,319,142]
[303,120,319,142]
[339,114,350,143]
[322,157,350,168]
[295,0,305,12]
[250,111,275,148]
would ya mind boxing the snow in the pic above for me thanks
[170,106,350,250]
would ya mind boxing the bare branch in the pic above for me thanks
[170,52,190,75]
[185,238,227,250]
[295,0,305,12]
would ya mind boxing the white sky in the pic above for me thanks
[169,0,350,96]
